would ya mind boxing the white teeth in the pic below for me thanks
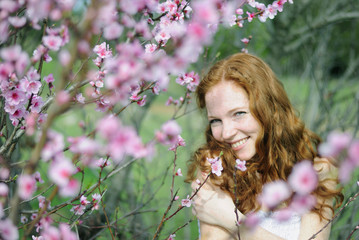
[232,138,248,148]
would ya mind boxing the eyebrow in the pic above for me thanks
[207,106,247,118]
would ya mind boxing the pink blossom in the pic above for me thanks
[0,62,13,81]
[4,102,19,115]
[0,168,9,180]
[192,1,219,24]
[77,41,90,55]
[0,219,19,240]
[236,8,244,15]
[97,115,121,139]
[265,4,278,19]
[30,96,44,113]
[41,130,65,161]
[32,235,44,240]
[206,156,219,165]
[136,95,147,106]
[247,0,256,7]
[235,159,247,171]
[339,160,354,183]
[274,0,286,12]
[26,79,42,94]
[273,208,294,222]
[48,159,76,187]
[168,234,176,240]
[181,195,192,207]
[106,126,145,162]
[0,22,9,43]
[93,42,112,59]
[92,193,101,202]
[33,171,44,183]
[175,168,183,176]
[16,52,30,75]
[44,73,55,85]
[104,22,124,40]
[59,50,71,66]
[68,136,99,157]
[290,194,317,215]
[145,43,157,53]
[348,140,359,166]
[244,212,261,229]
[247,11,256,22]
[80,195,90,206]
[18,174,37,200]
[318,131,352,158]
[59,223,77,240]
[0,45,22,62]
[9,106,27,122]
[50,9,62,21]
[5,89,26,105]
[0,183,9,197]
[40,226,60,240]
[38,196,48,209]
[241,38,250,44]
[177,135,186,147]
[187,22,210,43]
[75,93,85,104]
[210,159,223,176]
[59,178,80,197]
[259,180,291,209]
[70,204,86,215]
[288,160,318,195]
[166,96,174,106]
[21,215,28,224]
[8,16,26,28]
[156,120,181,145]
[56,90,70,105]
[175,71,200,91]
[43,35,62,51]
[155,30,171,44]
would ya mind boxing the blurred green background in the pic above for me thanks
[11,0,359,239]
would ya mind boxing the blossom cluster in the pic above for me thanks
[207,155,224,177]
[245,160,318,228]
[232,0,294,27]
[318,131,359,183]
[155,120,185,151]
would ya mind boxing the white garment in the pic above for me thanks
[257,210,301,240]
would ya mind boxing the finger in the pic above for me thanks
[201,171,208,179]
[191,180,198,190]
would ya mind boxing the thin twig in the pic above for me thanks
[308,191,359,239]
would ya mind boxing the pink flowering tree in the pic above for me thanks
[0,0,357,239]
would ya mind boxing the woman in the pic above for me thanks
[186,53,343,239]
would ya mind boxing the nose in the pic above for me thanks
[221,120,236,141]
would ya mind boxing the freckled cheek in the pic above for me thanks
[211,127,222,141]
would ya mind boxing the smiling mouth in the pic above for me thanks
[231,137,249,148]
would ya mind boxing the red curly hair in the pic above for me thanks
[186,53,343,219]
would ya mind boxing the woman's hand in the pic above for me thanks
[191,173,242,234]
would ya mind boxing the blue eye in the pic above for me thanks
[209,119,221,125]
[235,111,246,116]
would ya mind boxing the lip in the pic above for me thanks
[230,137,250,151]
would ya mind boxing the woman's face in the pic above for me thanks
[205,81,261,161]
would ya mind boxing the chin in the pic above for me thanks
[235,152,255,161]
